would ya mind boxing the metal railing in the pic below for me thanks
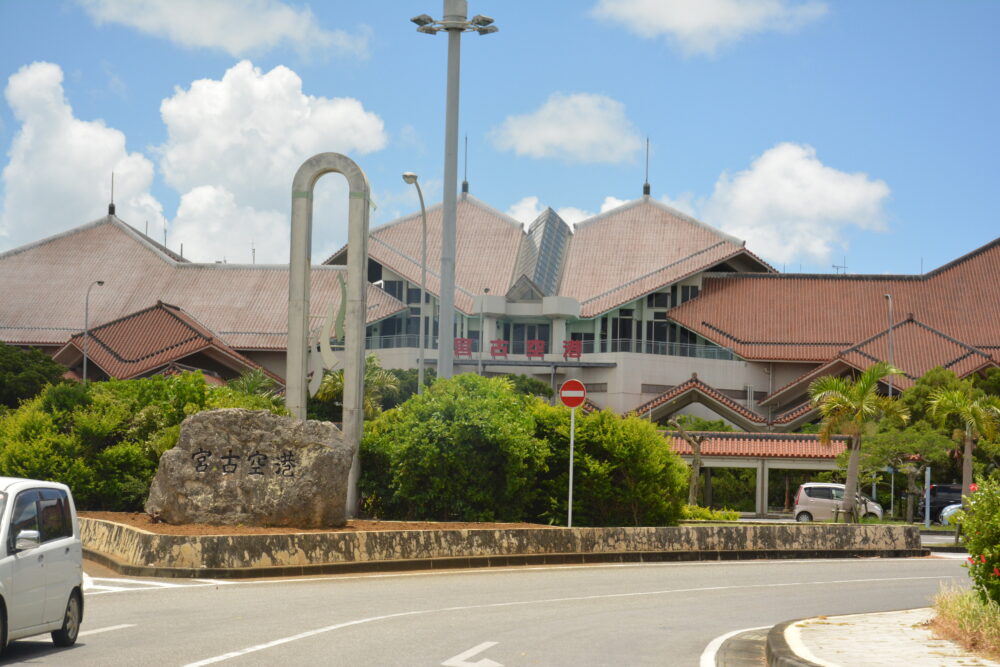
[363,335,733,360]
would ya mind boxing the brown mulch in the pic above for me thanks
[78,512,552,536]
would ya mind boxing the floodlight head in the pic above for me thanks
[884,293,891,300]
[476,25,499,35]
[417,24,440,34]
[410,14,434,26]
[402,172,418,184]
[470,14,494,26]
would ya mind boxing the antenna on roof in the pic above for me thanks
[252,239,256,265]
[108,173,116,215]
[832,256,848,274]
[180,243,184,259]
[642,137,650,197]
[145,219,148,236]
[461,135,469,195]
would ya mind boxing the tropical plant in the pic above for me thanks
[929,387,1000,502]
[852,422,952,521]
[955,474,1000,605]
[314,354,400,421]
[808,362,909,522]
[227,368,281,398]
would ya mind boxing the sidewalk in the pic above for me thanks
[767,608,999,667]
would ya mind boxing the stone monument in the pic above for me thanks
[145,409,353,528]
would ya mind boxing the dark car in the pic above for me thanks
[917,483,962,522]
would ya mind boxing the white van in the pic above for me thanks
[0,477,84,654]
[793,482,883,522]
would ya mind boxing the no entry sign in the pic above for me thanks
[559,379,587,408]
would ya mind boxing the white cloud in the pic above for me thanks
[601,196,628,213]
[0,62,165,251]
[507,196,596,228]
[490,93,642,164]
[157,60,388,262]
[700,142,890,265]
[659,193,697,217]
[591,0,827,56]
[171,186,287,263]
[77,0,369,59]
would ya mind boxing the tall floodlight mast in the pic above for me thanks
[411,1,498,378]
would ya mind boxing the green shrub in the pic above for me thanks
[681,505,740,521]
[0,371,287,510]
[958,474,1000,605]
[361,374,549,521]
[0,342,66,409]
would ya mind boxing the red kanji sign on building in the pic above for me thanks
[490,338,509,359]
[562,339,582,361]
[454,337,473,358]
[559,379,587,408]
[526,339,545,359]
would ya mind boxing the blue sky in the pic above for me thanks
[1,1,997,274]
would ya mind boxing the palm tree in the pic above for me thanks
[808,362,909,522]
[928,388,1000,503]
[227,368,280,398]
[316,354,400,420]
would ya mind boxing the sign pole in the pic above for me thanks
[568,406,575,528]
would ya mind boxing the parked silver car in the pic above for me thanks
[0,477,84,655]
[793,482,883,522]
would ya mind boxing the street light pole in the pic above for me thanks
[477,287,489,375]
[402,173,428,394]
[83,280,105,382]
[411,1,497,380]
[884,293,894,396]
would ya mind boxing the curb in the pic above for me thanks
[765,619,822,667]
[84,547,930,579]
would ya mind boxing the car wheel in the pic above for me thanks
[0,606,6,656]
[795,512,812,522]
[51,592,81,647]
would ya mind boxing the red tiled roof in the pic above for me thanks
[329,195,524,314]
[563,198,772,317]
[761,317,998,406]
[0,216,407,350]
[669,237,1000,363]
[666,431,848,459]
[53,301,283,381]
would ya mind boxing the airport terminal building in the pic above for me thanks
[2,191,998,432]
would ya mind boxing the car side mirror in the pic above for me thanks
[15,529,40,552]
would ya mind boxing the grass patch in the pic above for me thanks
[931,586,1000,662]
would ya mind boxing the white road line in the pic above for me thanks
[184,575,956,666]
[784,621,839,666]
[79,624,136,637]
[699,625,770,667]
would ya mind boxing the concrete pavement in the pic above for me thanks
[766,607,999,667]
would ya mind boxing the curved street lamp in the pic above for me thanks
[83,280,105,382]
[403,172,429,394]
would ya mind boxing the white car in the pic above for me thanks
[793,482,884,522]
[0,477,83,654]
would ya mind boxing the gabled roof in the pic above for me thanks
[338,195,774,318]
[760,317,998,407]
[562,197,774,317]
[631,376,768,429]
[669,236,1000,363]
[53,301,282,381]
[327,194,525,314]
[0,215,408,350]
[667,431,848,459]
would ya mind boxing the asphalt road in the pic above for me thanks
[4,557,966,666]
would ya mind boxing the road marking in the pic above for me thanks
[80,624,136,637]
[442,641,501,667]
[699,625,770,667]
[183,574,957,666]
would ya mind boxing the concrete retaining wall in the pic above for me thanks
[81,519,923,578]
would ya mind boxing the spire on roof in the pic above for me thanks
[642,137,651,197]
[108,172,116,215]
[461,135,470,195]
